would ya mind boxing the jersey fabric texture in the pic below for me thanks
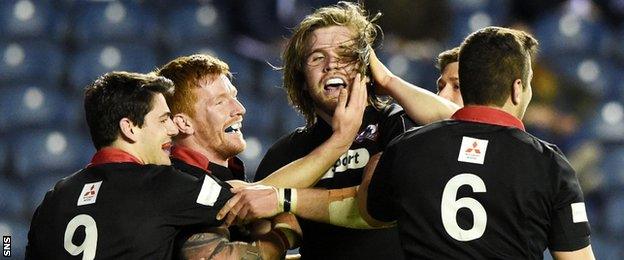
[26,148,232,259]
[254,104,415,260]
[368,106,591,259]
[170,144,253,248]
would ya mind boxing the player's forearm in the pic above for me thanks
[258,133,350,188]
[290,186,383,229]
[384,75,460,124]
[552,245,595,260]
[181,224,292,260]
[181,230,262,260]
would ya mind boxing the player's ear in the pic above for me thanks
[173,113,194,135]
[119,118,139,142]
[511,79,523,105]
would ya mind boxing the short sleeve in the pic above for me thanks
[367,143,400,222]
[547,153,591,251]
[152,167,233,227]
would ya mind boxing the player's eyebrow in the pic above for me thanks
[160,112,172,119]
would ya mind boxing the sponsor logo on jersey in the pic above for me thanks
[457,136,489,164]
[321,148,370,179]
[196,176,222,206]
[355,124,379,143]
[571,202,588,223]
[77,181,103,206]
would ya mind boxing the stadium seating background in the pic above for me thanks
[0,0,622,258]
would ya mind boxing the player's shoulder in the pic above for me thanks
[144,164,198,183]
[40,168,85,200]
[508,129,575,173]
[380,103,405,117]
[267,124,313,151]
[386,120,457,148]
[511,130,567,158]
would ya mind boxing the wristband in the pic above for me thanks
[278,188,297,213]
[284,188,292,212]
[277,188,285,212]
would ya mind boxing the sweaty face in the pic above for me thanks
[303,25,359,117]
[437,62,463,106]
[135,94,179,165]
[191,74,246,163]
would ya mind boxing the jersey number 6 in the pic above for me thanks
[441,173,487,242]
[64,214,98,260]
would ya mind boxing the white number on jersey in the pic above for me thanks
[441,173,487,241]
[64,214,98,259]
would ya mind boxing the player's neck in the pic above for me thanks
[108,141,145,164]
[315,108,333,125]
[500,98,523,120]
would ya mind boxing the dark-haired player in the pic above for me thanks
[367,27,595,259]
[26,72,232,259]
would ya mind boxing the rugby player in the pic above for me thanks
[367,26,595,259]
[26,72,232,259]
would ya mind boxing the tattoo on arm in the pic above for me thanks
[181,232,262,260]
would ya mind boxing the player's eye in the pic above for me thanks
[307,53,326,66]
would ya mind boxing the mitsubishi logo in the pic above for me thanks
[465,142,481,154]
[84,185,96,196]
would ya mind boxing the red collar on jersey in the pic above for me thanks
[170,145,245,175]
[88,147,143,167]
[170,145,212,173]
[451,106,525,131]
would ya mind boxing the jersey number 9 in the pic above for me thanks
[64,214,98,260]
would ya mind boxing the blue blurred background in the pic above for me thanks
[0,0,622,258]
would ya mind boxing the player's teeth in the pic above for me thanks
[225,122,241,133]
[326,78,344,85]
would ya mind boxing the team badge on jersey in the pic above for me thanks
[355,124,379,143]
[458,136,489,164]
[77,181,103,206]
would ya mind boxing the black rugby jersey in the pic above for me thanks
[26,148,232,259]
[255,104,415,260]
[368,106,591,259]
[169,144,253,249]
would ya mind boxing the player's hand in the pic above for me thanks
[368,49,396,96]
[256,232,287,260]
[216,185,280,226]
[226,179,251,188]
[332,73,367,142]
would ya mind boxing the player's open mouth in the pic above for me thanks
[324,77,347,94]
[161,142,172,154]
[224,122,242,134]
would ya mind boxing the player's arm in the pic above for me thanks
[252,73,368,188]
[547,147,593,259]
[369,49,460,124]
[218,184,386,229]
[183,213,300,260]
[180,225,284,260]
[551,245,595,260]
[218,154,394,229]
